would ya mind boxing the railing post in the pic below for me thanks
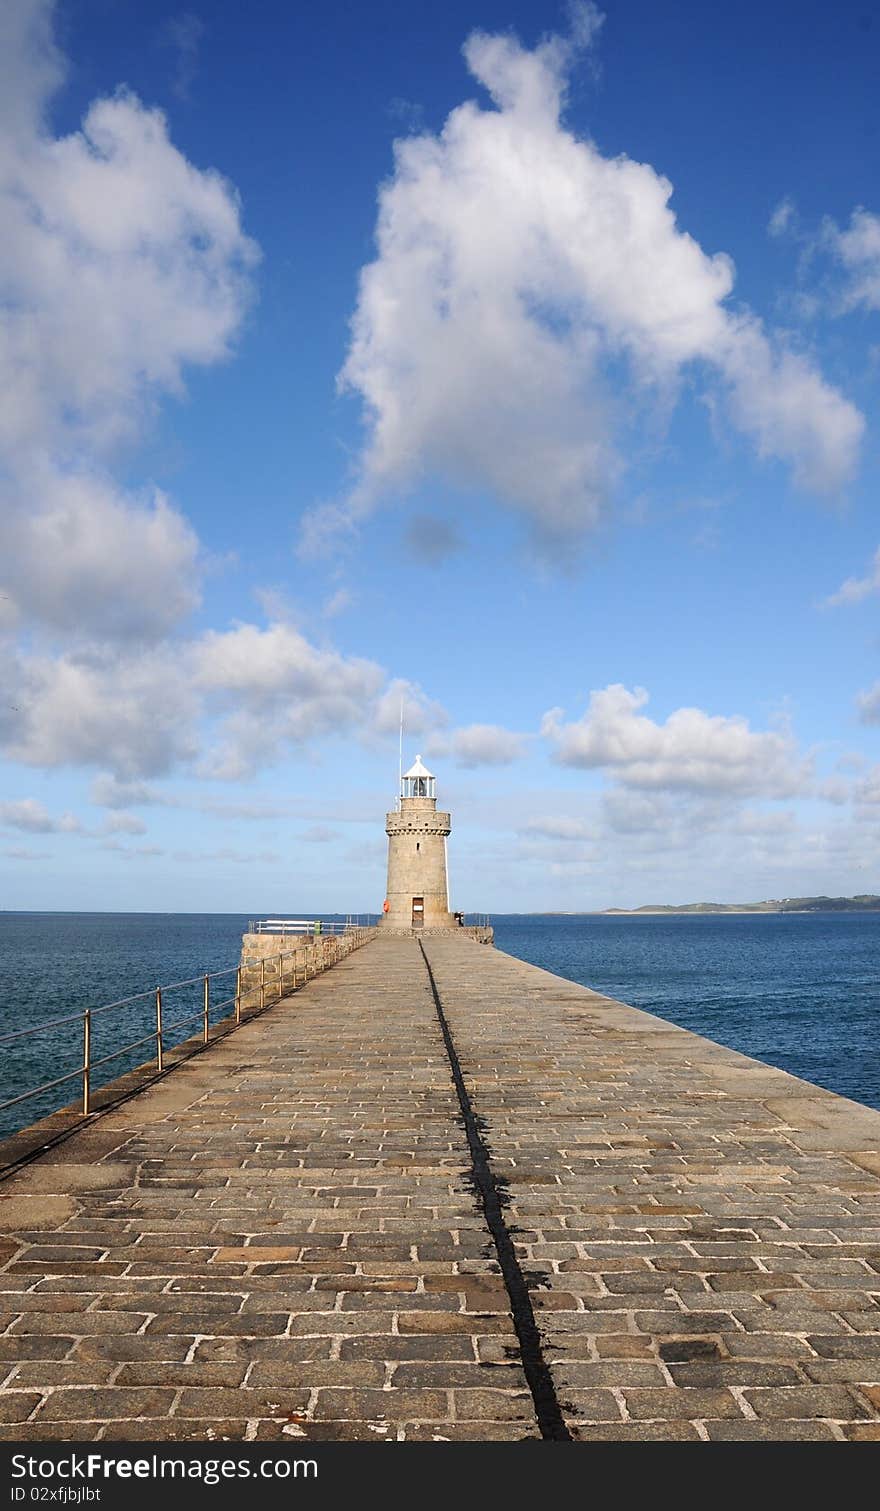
[235,966,242,1024]
[82,1010,91,1116]
[203,974,210,1045]
[260,956,266,1010]
[156,986,164,1071]
[277,953,282,1003]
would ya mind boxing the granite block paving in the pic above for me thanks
[420,934,880,1442]
[0,933,878,1441]
[0,938,532,1441]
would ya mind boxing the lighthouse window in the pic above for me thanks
[416,842,420,851]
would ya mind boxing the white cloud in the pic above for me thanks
[542,683,805,796]
[2,618,446,782]
[429,723,527,767]
[0,8,462,795]
[90,774,164,808]
[599,788,672,834]
[195,622,382,714]
[0,797,81,833]
[1,643,195,777]
[0,0,258,643]
[717,316,862,493]
[373,677,448,740]
[826,208,880,312]
[327,16,861,549]
[194,621,388,777]
[825,546,880,607]
[0,2,62,145]
[0,473,199,640]
[0,62,258,460]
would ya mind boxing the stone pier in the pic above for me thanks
[0,934,878,1441]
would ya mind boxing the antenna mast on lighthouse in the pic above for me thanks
[397,695,404,811]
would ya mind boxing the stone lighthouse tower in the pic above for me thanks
[382,755,456,930]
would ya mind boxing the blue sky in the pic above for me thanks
[1,0,879,913]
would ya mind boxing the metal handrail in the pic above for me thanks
[88,1031,161,1072]
[0,926,375,1128]
[0,1010,91,1045]
[250,919,355,935]
[88,965,238,1016]
[0,1065,88,1112]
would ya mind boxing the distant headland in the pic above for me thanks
[604,895,880,915]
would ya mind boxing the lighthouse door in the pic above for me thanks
[411,896,424,928]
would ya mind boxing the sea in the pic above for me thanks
[0,910,877,1141]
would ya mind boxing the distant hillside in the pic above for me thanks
[605,895,880,915]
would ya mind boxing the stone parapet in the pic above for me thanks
[385,809,451,838]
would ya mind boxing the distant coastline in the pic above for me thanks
[603,895,880,916]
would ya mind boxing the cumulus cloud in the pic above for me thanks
[0,798,81,833]
[825,546,880,607]
[373,678,448,740]
[194,621,388,777]
[0,7,454,792]
[90,774,164,808]
[0,474,199,640]
[429,723,527,767]
[0,0,258,643]
[0,25,258,460]
[3,618,446,781]
[542,683,805,796]
[1,643,195,776]
[325,14,862,551]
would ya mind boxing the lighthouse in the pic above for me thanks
[381,755,455,930]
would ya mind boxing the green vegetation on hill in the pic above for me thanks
[605,895,880,915]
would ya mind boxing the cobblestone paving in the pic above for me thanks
[1,933,878,1442]
[423,937,880,1441]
